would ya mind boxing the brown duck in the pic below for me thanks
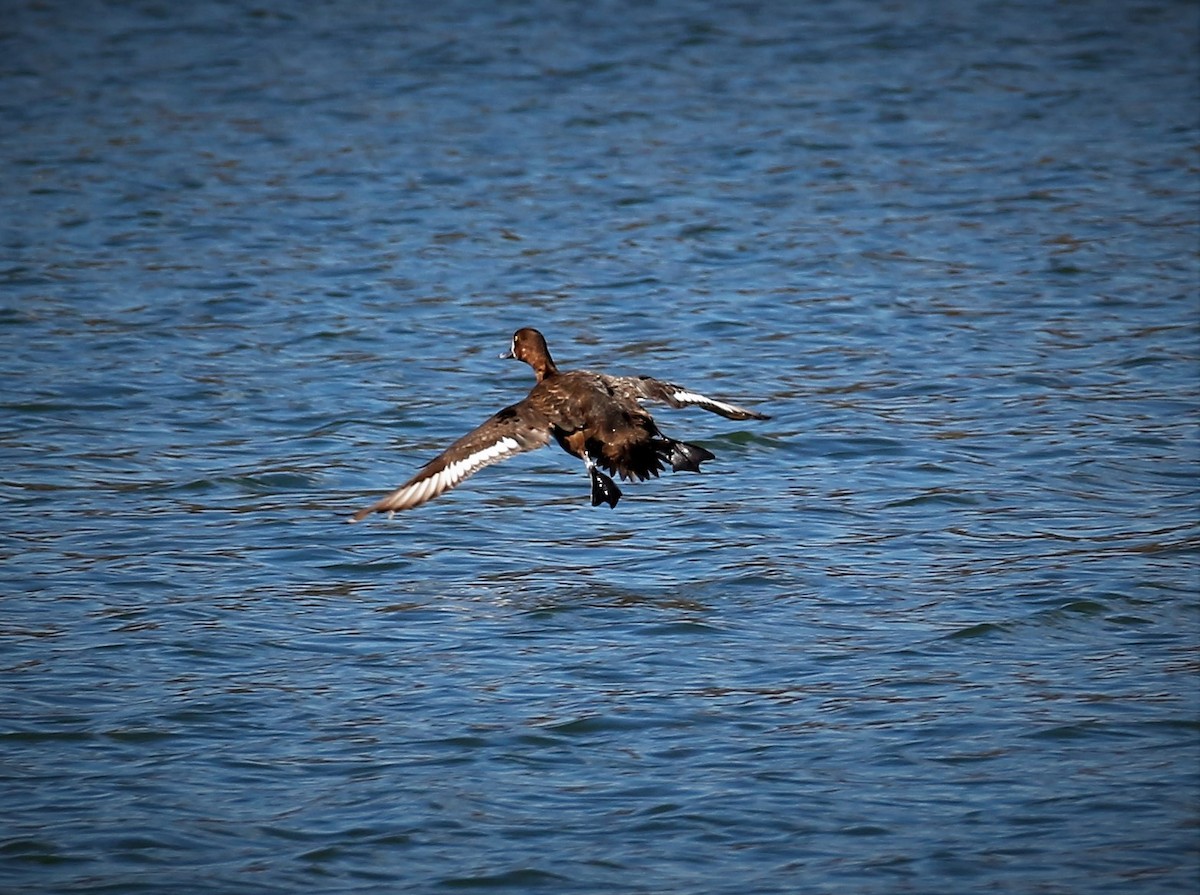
[351,328,769,521]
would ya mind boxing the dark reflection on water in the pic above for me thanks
[2,0,1198,892]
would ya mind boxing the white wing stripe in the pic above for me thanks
[412,436,522,497]
[443,436,521,481]
[372,436,524,512]
[670,389,744,416]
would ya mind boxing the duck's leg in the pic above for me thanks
[584,455,621,508]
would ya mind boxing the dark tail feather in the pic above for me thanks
[659,439,715,473]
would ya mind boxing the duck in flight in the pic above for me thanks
[350,328,770,521]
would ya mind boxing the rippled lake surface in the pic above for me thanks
[3,1,1198,892]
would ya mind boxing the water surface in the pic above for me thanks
[2,1,1198,892]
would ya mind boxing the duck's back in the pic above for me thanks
[527,370,665,481]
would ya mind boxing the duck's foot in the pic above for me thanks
[590,468,622,508]
[661,439,716,473]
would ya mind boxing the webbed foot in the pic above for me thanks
[590,469,622,508]
[661,439,716,473]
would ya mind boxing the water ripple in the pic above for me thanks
[2,1,1198,893]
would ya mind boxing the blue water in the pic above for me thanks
[3,0,1198,892]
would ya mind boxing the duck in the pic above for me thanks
[350,328,769,521]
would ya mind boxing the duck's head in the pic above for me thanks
[501,328,558,381]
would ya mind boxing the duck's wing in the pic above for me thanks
[616,375,771,421]
[350,402,553,520]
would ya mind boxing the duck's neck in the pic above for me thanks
[531,358,558,383]
[526,342,559,382]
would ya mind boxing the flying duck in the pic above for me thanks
[350,328,769,520]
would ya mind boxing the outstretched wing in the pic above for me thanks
[618,375,770,421]
[350,403,553,520]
